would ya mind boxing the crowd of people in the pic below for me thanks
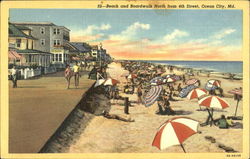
[64,61,108,89]
[115,61,242,129]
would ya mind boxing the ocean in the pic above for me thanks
[147,61,243,74]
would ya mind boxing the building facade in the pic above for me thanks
[9,23,51,67]
[13,22,71,68]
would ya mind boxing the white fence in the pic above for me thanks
[17,67,57,79]
[22,68,41,79]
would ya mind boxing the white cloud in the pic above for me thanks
[109,22,150,41]
[213,28,236,39]
[71,24,111,36]
[163,29,189,43]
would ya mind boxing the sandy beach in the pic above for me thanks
[68,62,243,153]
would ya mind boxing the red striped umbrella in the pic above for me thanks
[228,88,242,116]
[187,88,207,100]
[152,117,199,153]
[207,79,221,87]
[228,88,242,96]
[198,96,229,126]
[185,78,198,85]
[103,78,120,86]
[198,95,229,109]
[163,77,176,83]
[127,74,137,79]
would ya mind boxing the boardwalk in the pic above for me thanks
[9,71,95,153]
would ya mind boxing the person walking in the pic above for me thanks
[137,84,143,104]
[11,66,18,88]
[73,62,80,88]
[64,64,72,89]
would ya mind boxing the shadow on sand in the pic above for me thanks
[17,86,46,88]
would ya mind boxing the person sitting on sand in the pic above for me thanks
[162,95,176,115]
[156,96,165,114]
[215,115,229,129]
[102,110,135,122]
[156,95,175,115]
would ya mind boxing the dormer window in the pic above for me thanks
[40,27,45,34]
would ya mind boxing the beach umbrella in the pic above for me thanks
[172,75,182,81]
[152,117,199,153]
[162,74,172,78]
[103,78,120,86]
[187,88,207,110]
[185,78,199,86]
[205,79,221,91]
[228,88,243,116]
[187,88,207,100]
[150,77,164,85]
[163,77,175,83]
[207,79,221,87]
[198,95,229,126]
[127,74,137,79]
[179,85,198,98]
[228,88,242,96]
[144,85,163,107]
[94,79,106,88]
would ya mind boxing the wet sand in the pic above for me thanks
[9,71,95,153]
[68,62,243,153]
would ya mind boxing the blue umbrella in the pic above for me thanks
[179,85,198,98]
[150,77,164,85]
[144,85,163,107]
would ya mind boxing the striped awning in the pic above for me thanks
[8,50,22,60]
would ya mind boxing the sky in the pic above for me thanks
[10,9,242,61]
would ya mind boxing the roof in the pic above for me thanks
[15,25,31,30]
[9,23,36,39]
[68,42,90,52]
[12,22,56,26]
[13,22,70,31]
[16,49,52,55]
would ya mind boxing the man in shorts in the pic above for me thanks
[73,62,80,88]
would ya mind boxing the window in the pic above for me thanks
[53,28,60,34]
[40,39,45,45]
[55,54,58,61]
[59,54,62,61]
[16,39,21,48]
[52,54,54,61]
[40,27,45,34]
[53,39,61,46]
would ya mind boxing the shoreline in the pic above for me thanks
[120,60,243,77]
